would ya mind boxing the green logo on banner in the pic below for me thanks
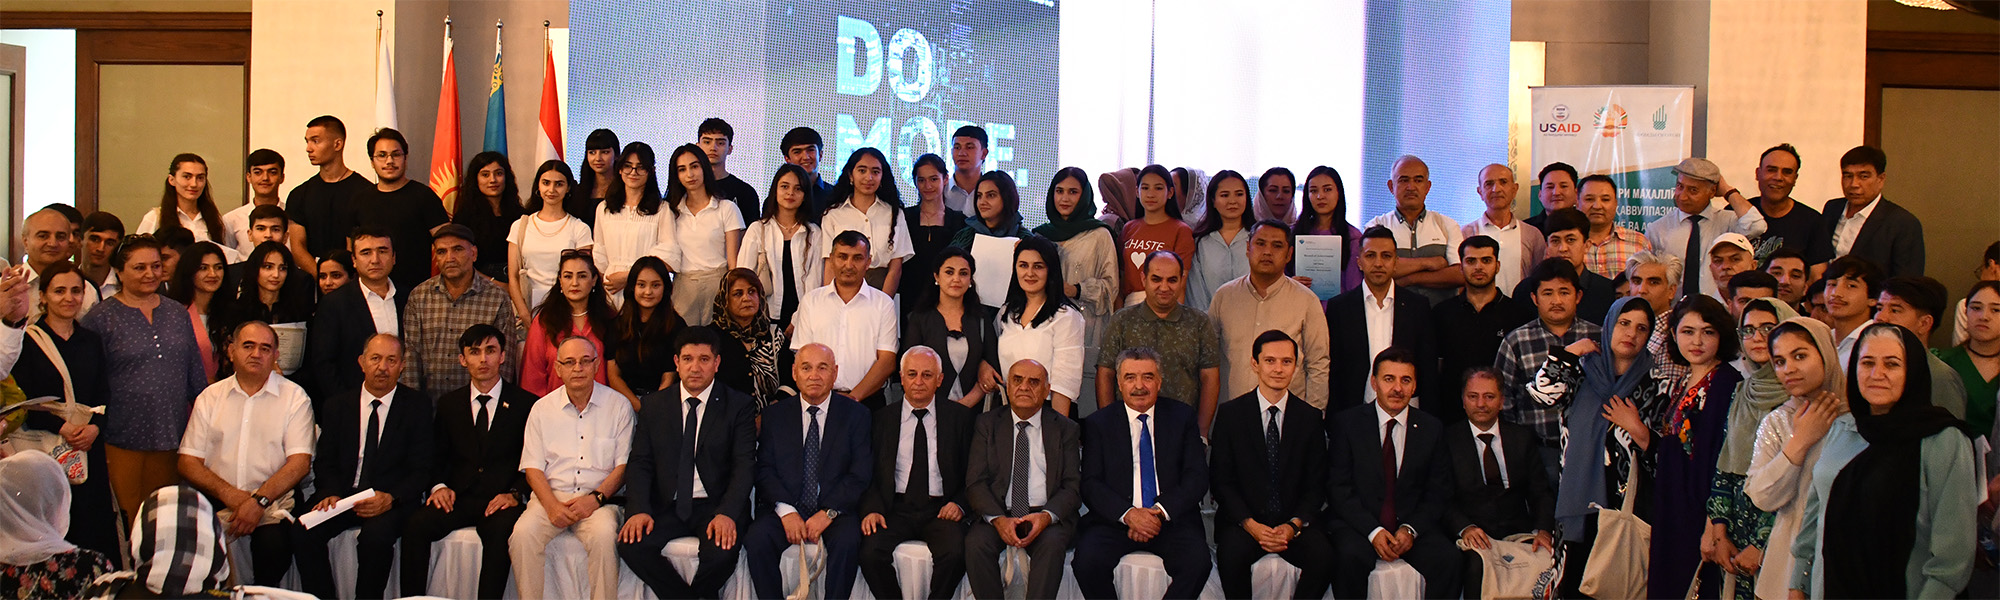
[1653,106,1668,130]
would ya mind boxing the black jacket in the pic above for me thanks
[1210,391,1328,529]
[429,382,536,503]
[311,385,435,507]
[963,407,1082,523]
[305,281,404,403]
[628,383,760,523]
[900,306,1000,410]
[1808,197,1925,278]
[1442,420,1556,538]
[1326,285,1436,410]
[1325,402,1453,538]
[860,398,975,516]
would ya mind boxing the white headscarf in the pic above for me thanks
[0,452,77,566]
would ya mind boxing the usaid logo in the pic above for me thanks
[1553,104,1570,122]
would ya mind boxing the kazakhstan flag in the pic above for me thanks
[483,26,507,155]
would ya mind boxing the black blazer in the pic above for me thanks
[1325,402,1452,538]
[900,306,1000,410]
[1081,399,1208,528]
[429,382,536,504]
[1442,421,1556,538]
[860,398,975,516]
[1325,285,1436,410]
[305,281,405,402]
[311,385,436,507]
[1210,391,1328,529]
[629,384,760,523]
[964,407,1082,524]
[1809,197,1925,278]
[753,393,873,517]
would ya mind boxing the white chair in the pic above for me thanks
[226,529,398,600]
[1248,553,1337,600]
[659,536,751,600]
[421,528,506,600]
[1107,552,1226,599]
[1367,559,1425,600]
[540,529,648,599]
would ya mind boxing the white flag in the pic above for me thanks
[375,24,398,131]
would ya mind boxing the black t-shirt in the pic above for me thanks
[286,171,374,259]
[1752,197,1824,254]
[565,194,603,229]
[1433,291,1535,421]
[351,181,451,292]
[714,173,762,224]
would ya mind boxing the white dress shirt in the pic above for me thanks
[1832,195,1881,258]
[994,305,1086,400]
[673,198,746,272]
[520,382,636,495]
[944,179,978,217]
[1642,198,1768,299]
[354,387,397,488]
[1259,388,1287,439]
[680,382,714,498]
[1361,285,1396,403]
[361,281,399,335]
[1123,404,1168,520]
[1471,213,1527,292]
[1368,403,1411,541]
[820,197,916,268]
[1008,409,1050,514]
[179,373,317,491]
[893,399,946,496]
[1837,319,1875,373]
[1469,421,1511,488]
[776,395,835,517]
[790,284,899,391]
[136,206,217,243]
[221,200,283,252]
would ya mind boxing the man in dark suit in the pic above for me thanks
[1808,145,1925,279]
[744,343,874,600]
[618,327,759,599]
[1328,226,1436,409]
[964,359,1082,600]
[399,324,535,599]
[1326,347,1460,599]
[859,347,976,599]
[1073,347,1212,599]
[1210,331,1334,599]
[294,333,435,600]
[305,225,402,404]
[1444,368,1555,599]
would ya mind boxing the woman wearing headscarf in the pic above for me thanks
[0,452,116,600]
[1094,167,1139,230]
[1034,166,1118,407]
[10,262,120,560]
[1654,295,1745,598]
[1704,297,1798,596]
[1744,317,1846,600]
[1788,323,1979,599]
[948,171,1027,248]
[1526,296,1671,595]
[83,485,233,600]
[706,268,790,410]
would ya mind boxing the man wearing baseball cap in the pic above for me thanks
[1706,232,1760,302]
[1642,157,1767,300]
[399,223,526,396]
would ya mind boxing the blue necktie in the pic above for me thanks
[1137,414,1157,508]
[803,405,822,514]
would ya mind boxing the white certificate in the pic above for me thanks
[969,234,1021,309]
[1295,235,1346,300]
[271,322,309,375]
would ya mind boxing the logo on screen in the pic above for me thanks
[1552,104,1569,122]
[1594,105,1628,138]
[1652,106,1668,130]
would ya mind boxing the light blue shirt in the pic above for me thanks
[1789,413,1980,598]
[1186,229,1249,312]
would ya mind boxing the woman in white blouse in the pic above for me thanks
[819,147,913,295]
[737,163,823,331]
[593,142,678,304]
[664,144,743,326]
[509,160,595,321]
[1744,317,1847,600]
[995,236,1085,416]
[136,153,237,261]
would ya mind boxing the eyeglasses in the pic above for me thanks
[1737,323,1777,339]
[619,163,649,173]
[372,151,407,160]
[556,356,599,368]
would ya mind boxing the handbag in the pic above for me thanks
[10,325,89,484]
[1579,462,1650,599]
[787,539,826,600]
[1457,535,1560,600]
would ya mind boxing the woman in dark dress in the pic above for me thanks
[707,268,789,410]
[453,151,527,282]
[901,246,1001,412]
[608,256,685,409]
[902,153,965,317]
[225,241,317,329]
[1652,295,1743,598]
[570,129,620,227]
[8,262,120,562]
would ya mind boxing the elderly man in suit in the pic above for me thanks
[617,327,760,599]
[1326,346,1460,599]
[1209,330,1334,599]
[743,343,874,600]
[859,347,976,599]
[1073,347,1212,599]
[963,359,1082,599]
[1445,367,1555,599]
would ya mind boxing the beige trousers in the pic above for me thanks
[508,491,623,599]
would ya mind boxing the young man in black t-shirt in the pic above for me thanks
[287,115,375,260]
[697,117,762,224]
[352,128,449,292]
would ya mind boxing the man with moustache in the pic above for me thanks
[1073,347,1212,599]
[962,359,1082,600]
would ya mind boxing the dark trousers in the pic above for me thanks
[745,511,862,600]
[248,523,295,586]
[398,497,524,598]
[1330,527,1461,599]
[293,504,412,600]
[860,498,968,600]
[964,515,1073,600]
[1214,523,1335,599]
[1071,519,1211,600]
[617,499,740,600]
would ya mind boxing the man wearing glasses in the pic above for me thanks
[510,336,634,599]
[352,127,450,292]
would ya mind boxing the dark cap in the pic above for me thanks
[432,223,477,245]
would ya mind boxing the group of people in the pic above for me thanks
[0,110,1990,600]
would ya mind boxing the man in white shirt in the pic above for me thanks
[1364,155,1465,304]
[20,208,100,320]
[1464,164,1544,293]
[1073,347,1212,599]
[510,337,634,600]
[307,226,402,403]
[792,230,900,410]
[1822,256,1883,370]
[963,359,1082,600]
[1643,157,1767,301]
[222,149,312,267]
[857,347,976,600]
[176,321,315,586]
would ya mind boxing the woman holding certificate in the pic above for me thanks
[1290,165,1361,300]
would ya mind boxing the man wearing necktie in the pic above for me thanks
[618,327,759,599]
[745,343,874,599]
[401,325,537,599]
[858,347,976,599]
[1209,331,1334,599]
[295,334,435,600]
[1642,157,1767,301]
[1325,346,1459,599]
[1074,347,1211,599]
[963,360,1081,600]
[1443,368,1555,599]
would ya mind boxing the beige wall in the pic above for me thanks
[1881,88,2000,341]
[1705,0,1867,207]
[1513,0,1651,86]
[98,64,245,224]
[248,0,393,200]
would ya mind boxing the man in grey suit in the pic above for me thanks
[962,359,1082,600]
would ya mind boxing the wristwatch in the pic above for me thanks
[252,493,272,508]
[589,490,609,504]
[824,509,842,519]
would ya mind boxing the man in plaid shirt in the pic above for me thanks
[1495,259,1602,480]
[401,224,525,395]
[1578,175,1652,278]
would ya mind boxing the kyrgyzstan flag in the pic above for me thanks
[534,27,562,164]
[429,19,462,214]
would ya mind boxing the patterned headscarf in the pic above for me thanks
[711,268,783,405]
[130,485,231,595]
